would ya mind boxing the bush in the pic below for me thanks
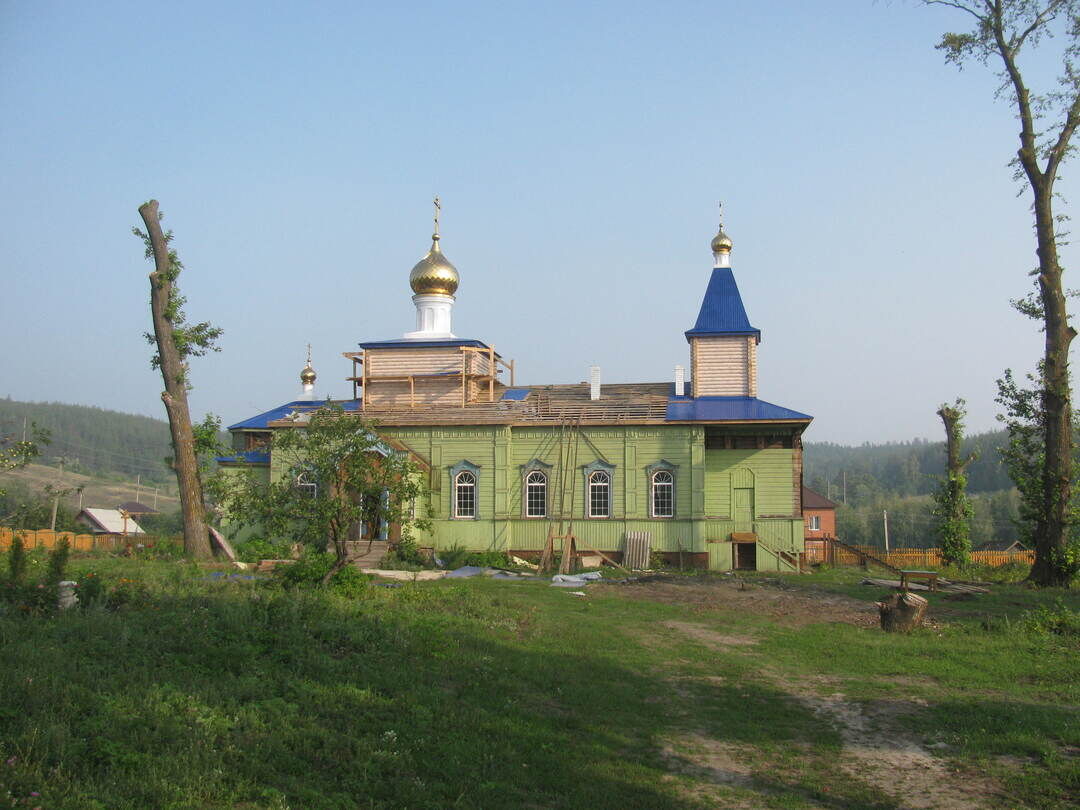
[464,550,511,568]
[1,538,72,615]
[76,571,105,606]
[380,537,430,571]
[1018,601,1080,638]
[436,545,471,570]
[106,578,152,611]
[235,537,289,564]
[274,551,371,598]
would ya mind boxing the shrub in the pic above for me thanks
[1018,601,1080,638]
[648,550,668,570]
[77,572,105,606]
[436,545,471,570]
[0,538,72,615]
[235,537,289,564]
[464,550,511,568]
[274,551,371,598]
[106,578,152,611]
[380,537,431,571]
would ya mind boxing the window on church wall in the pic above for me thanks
[651,470,674,518]
[588,471,610,518]
[454,470,476,518]
[525,471,547,518]
[295,470,318,500]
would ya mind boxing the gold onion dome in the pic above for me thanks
[300,363,316,385]
[711,227,733,255]
[409,233,459,297]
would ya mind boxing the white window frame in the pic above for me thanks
[588,470,611,518]
[295,470,318,499]
[808,515,821,531]
[651,470,675,518]
[524,470,547,518]
[454,470,476,519]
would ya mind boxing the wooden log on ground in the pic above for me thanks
[876,591,928,633]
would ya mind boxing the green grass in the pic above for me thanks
[0,558,1076,808]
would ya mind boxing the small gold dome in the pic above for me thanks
[711,228,733,254]
[409,234,459,297]
[300,363,316,385]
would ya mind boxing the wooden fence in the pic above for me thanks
[820,540,1033,569]
[0,528,126,552]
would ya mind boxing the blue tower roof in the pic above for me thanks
[684,267,760,342]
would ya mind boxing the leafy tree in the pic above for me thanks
[995,369,1080,575]
[927,0,1078,584]
[209,405,430,583]
[0,424,49,499]
[932,399,977,565]
[134,200,222,559]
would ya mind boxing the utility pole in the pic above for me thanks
[883,510,890,553]
[153,487,159,510]
[21,416,27,443]
[843,470,847,504]
[134,473,141,503]
[49,456,65,531]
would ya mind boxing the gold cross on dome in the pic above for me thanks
[433,195,441,236]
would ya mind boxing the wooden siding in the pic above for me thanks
[691,336,756,397]
[243,422,805,569]
[703,449,795,517]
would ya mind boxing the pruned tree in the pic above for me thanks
[135,200,222,559]
[932,399,977,565]
[209,405,430,583]
[927,0,1078,584]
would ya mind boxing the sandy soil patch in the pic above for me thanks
[598,576,880,627]
[660,620,757,650]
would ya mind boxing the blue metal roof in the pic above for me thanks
[357,338,493,351]
[666,396,812,423]
[216,449,270,465]
[227,399,361,431]
[501,388,531,401]
[684,267,761,341]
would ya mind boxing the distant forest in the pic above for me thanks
[0,398,174,486]
[0,397,1025,549]
[804,431,1020,550]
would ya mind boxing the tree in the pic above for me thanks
[209,405,430,583]
[932,399,977,565]
[134,201,222,559]
[928,0,1078,584]
[0,424,49,499]
[995,369,1080,572]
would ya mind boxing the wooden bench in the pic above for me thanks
[899,569,939,592]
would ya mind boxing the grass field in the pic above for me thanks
[0,557,1076,809]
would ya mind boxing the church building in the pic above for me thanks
[220,205,812,571]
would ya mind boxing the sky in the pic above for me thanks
[1,0,1076,447]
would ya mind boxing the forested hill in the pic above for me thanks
[0,398,174,486]
[804,429,1012,502]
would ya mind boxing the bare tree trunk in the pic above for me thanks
[139,200,212,559]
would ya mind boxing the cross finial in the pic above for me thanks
[306,343,312,364]
[433,195,441,238]
[718,200,724,228]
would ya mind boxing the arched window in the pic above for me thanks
[588,470,611,518]
[651,470,674,518]
[525,470,547,518]
[454,470,476,518]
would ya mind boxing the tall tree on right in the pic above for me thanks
[928,0,1078,585]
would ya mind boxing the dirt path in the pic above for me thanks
[613,579,1006,808]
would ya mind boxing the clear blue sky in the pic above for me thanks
[1,0,1075,444]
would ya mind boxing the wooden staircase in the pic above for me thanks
[754,537,801,573]
[345,540,389,569]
